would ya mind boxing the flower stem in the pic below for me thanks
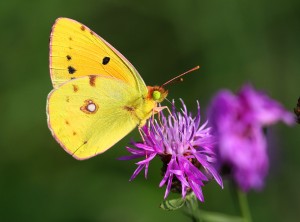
[183,205,199,222]
[237,189,252,222]
[184,193,200,222]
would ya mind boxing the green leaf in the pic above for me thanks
[160,197,186,211]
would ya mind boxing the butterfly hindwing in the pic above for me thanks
[47,75,142,160]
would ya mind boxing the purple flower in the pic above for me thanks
[208,84,294,191]
[120,100,223,202]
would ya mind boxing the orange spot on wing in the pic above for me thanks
[89,75,96,87]
[73,85,78,92]
[124,106,135,112]
[80,25,85,31]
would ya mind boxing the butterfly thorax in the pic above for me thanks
[126,86,168,127]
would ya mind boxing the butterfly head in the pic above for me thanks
[147,86,168,103]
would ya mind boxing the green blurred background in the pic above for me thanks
[1,0,299,221]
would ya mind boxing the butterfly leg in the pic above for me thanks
[154,105,175,124]
[154,105,175,116]
[138,125,150,162]
[138,127,146,142]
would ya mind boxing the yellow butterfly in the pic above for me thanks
[47,18,168,160]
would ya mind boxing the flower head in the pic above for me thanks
[120,100,223,202]
[208,84,294,191]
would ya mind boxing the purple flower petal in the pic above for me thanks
[136,153,156,165]
[130,164,145,181]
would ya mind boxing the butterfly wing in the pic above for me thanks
[47,75,143,160]
[49,17,147,95]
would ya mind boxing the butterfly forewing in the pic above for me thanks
[50,17,147,95]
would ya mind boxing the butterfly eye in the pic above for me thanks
[152,90,161,101]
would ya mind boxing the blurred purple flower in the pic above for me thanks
[208,84,294,191]
[120,100,223,202]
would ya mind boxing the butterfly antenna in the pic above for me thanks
[164,97,173,105]
[161,65,200,87]
[164,98,178,115]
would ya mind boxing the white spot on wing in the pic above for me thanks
[87,103,96,112]
[80,99,99,114]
